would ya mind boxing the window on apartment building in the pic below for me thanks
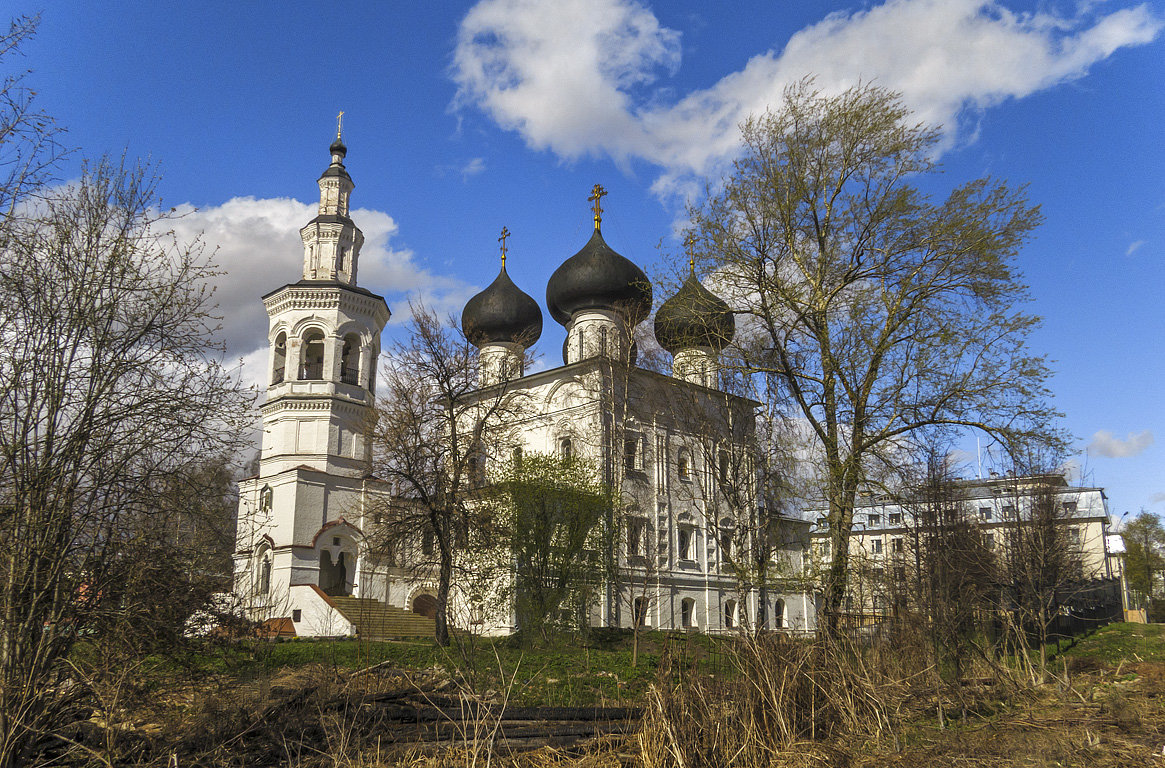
[872,567,884,580]
[1063,501,1078,514]
[871,538,883,555]
[1068,528,1081,545]
[894,566,906,581]
[979,506,992,521]
[816,517,829,529]
[889,512,902,526]
[1002,504,1016,516]
[891,537,903,554]
[867,514,881,527]
[984,532,995,549]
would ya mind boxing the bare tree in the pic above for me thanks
[0,156,251,766]
[684,80,1058,634]
[995,468,1085,682]
[368,304,528,646]
[898,453,995,682]
[0,15,61,220]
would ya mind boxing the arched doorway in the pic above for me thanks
[411,594,438,619]
[320,550,350,597]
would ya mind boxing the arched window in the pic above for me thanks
[512,446,523,464]
[677,528,693,561]
[681,598,696,629]
[368,350,378,394]
[559,437,572,459]
[272,333,287,384]
[259,485,273,513]
[299,330,325,380]
[724,599,736,629]
[338,246,347,272]
[677,450,691,481]
[773,599,785,628]
[340,333,360,385]
[258,551,272,595]
[633,597,649,627]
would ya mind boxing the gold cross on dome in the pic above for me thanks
[684,232,696,272]
[336,111,344,139]
[498,226,511,267]
[588,184,608,230]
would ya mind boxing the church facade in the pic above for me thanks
[233,138,814,637]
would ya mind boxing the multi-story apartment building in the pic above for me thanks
[809,473,1120,622]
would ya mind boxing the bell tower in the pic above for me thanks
[235,124,391,615]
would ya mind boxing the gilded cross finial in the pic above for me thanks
[498,226,511,267]
[588,184,607,231]
[336,111,344,140]
[684,233,696,272]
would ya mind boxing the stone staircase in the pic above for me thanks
[328,596,436,640]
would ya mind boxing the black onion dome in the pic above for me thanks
[654,272,735,353]
[461,265,543,347]
[546,229,653,327]
[329,137,347,157]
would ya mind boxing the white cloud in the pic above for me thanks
[165,196,476,388]
[1126,239,1146,256]
[1087,429,1154,458]
[461,157,487,180]
[452,0,1162,193]
[1150,491,1165,506]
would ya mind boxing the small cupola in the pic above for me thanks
[300,113,363,284]
[654,265,734,388]
[462,228,542,385]
[654,271,735,353]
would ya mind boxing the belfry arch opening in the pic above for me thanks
[272,332,287,384]
[341,333,360,385]
[300,329,325,380]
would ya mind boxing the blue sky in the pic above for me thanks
[20,0,1165,519]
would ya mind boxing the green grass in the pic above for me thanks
[1060,622,1165,665]
[156,629,730,707]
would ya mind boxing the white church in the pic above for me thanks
[232,134,814,638]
